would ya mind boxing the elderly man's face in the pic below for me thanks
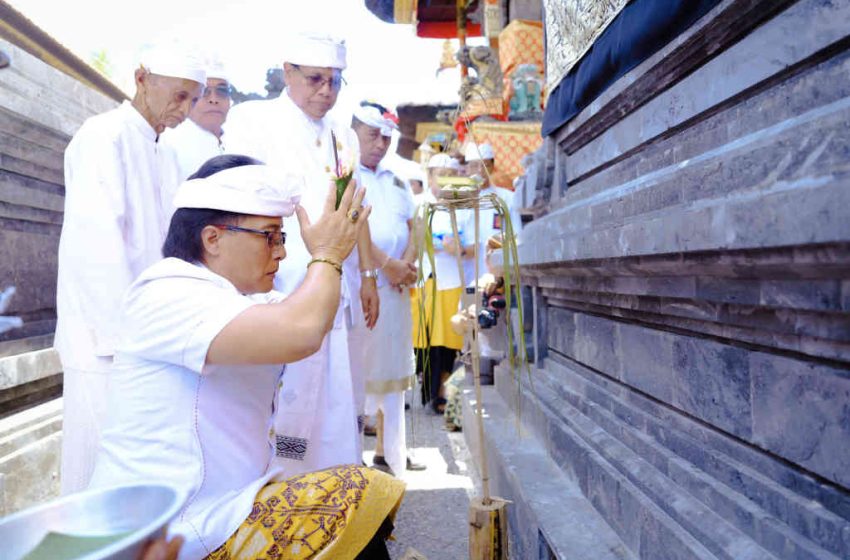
[212,215,286,294]
[135,70,203,134]
[283,63,341,120]
[190,78,231,136]
[354,124,391,170]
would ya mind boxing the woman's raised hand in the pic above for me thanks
[297,180,371,263]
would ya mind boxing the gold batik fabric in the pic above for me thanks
[206,465,405,560]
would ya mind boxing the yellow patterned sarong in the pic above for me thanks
[206,465,405,560]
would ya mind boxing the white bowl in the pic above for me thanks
[0,483,185,560]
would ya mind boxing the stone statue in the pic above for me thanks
[457,45,503,105]
[509,64,544,120]
[0,286,23,335]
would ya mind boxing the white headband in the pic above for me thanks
[284,33,347,70]
[464,142,495,162]
[353,104,398,137]
[139,44,206,85]
[174,165,302,217]
[427,153,460,170]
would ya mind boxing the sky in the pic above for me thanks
[8,0,484,116]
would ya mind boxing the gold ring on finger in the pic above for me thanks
[346,208,360,223]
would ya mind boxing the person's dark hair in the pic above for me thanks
[162,154,263,262]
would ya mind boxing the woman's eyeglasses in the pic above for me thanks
[213,225,286,248]
[292,64,345,91]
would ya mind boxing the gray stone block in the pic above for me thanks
[618,323,673,402]
[568,0,850,180]
[672,338,752,438]
[546,307,575,358]
[696,277,761,306]
[750,352,850,488]
[574,313,621,378]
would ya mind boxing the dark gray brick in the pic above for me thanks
[696,277,761,306]
[751,352,850,488]
[618,323,673,402]
[574,313,621,378]
[672,338,752,438]
[546,307,576,357]
[760,280,842,311]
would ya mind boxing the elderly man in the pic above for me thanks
[56,46,205,494]
[161,57,231,179]
[224,33,379,476]
[89,155,404,560]
[348,101,423,476]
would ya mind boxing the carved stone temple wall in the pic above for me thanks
[464,1,850,558]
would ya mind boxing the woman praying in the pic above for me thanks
[88,155,404,560]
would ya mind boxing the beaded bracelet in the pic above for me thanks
[307,257,342,275]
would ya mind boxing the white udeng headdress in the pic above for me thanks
[427,153,460,171]
[139,43,207,85]
[464,142,495,162]
[353,104,399,137]
[283,33,347,70]
[173,165,302,217]
[205,54,230,83]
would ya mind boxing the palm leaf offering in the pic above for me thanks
[413,190,531,417]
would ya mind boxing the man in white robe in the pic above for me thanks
[349,102,423,476]
[224,33,379,476]
[56,46,205,494]
[161,57,231,180]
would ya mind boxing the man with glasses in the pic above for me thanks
[225,33,380,478]
[162,57,232,180]
[56,43,205,494]
[349,101,424,477]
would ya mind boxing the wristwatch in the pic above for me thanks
[361,269,379,279]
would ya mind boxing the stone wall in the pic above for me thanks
[466,1,850,558]
[0,37,116,513]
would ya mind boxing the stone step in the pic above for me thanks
[529,370,780,560]
[0,398,62,457]
[496,360,850,559]
[462,384,639,560]
[541,372,844,560]
[532,357,850,558]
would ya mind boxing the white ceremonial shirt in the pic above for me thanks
[358,162,415,288]
[418,192,475,290]
[90,258,285,560]
[224,90,362,475]
[473,185,523,278]
[56,101,182,370]
[160,118,225,180]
